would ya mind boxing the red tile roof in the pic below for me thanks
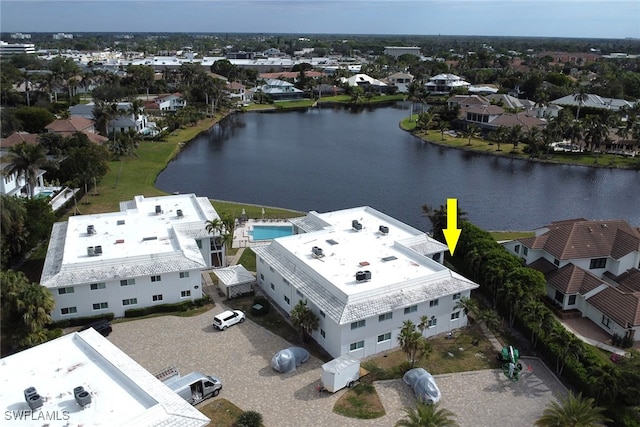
[586,274,640,327]
[83,131,108,145]
[490,112,546,129]
[521,219,640,260]
[1,132,39,148]
[45,117,94,134]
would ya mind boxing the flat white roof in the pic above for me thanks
[41,194,216,288]
[256,207,476,323]
[0,329,209,427]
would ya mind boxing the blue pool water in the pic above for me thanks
[35,191,54,199]
[251,225,293,241]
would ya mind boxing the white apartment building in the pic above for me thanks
[384,46,422,58]
[426,74,471,95]
[0,328,209,427]
[41,194,225,321]
[254,207,479,359]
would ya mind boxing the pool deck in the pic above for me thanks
[232,218,292,248]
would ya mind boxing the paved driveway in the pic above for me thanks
[108,308,565,427]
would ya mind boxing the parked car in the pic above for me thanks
[213,310,245,330]
[80,320,112,337]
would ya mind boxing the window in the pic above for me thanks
[60,307,77,315]
[377,332,391,343]
[90,283,106,290]
[601,315,611,329]
[153,294,163,302]
[428,317,437,327]
[432,253,441,262]
[320,329,326,338]
[404,305,417,314]
[284,295,290,305]
[120,279,135,286]
[349,341,364,351]
[568,295,576,306]
[179,271,189,279]
[261,274,265,281]
[269,266,275,273]
[196,239,202,249]
[523,247,528,256]
[92,302,108,310]
[351,320,366,330]
[379,312,393,322]
[451,311,460,320]
[553,258,560,266]
[296,289,303,298]
[57,287,74,295]
[181,290,191,298]
[452,293,461,300]
[270,283,275,290]
[320,310,325,318]
[554,290,564,304]
[151,275,161,282]
[589,258,607,269]
[122,298,137,306]
[283,278,289,285]
[514,244,520,254]
[430,299,439,307]
[259,258,264,264]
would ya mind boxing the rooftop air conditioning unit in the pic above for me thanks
[364,270,372,281]
[312,246,324,257]
[379,225,389,235]
[155,205,162,215]
[352,220,362,231]
[87,224,95,235]
[355,271,366,282]
[176,209,183,218]
[94,245,103,255]
[74,386,91,408]
[24,387,43,410]
[87,246,95,257]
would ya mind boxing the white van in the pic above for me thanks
[213,310,245,330]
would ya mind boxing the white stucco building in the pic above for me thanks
[0,328,209,427]
[41,194,225,321]
[426,74,471,95]
[254,207,479,359]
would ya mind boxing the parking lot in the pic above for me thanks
[108,306,566,426]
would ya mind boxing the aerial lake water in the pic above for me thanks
[156,103,640,231]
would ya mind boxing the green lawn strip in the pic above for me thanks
[199,399,245,427]
[333,382,386,419]
[236,248,256,272]
[209,201,303,221]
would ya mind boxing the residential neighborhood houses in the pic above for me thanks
[503,218,640,343]
[2,33,640,426]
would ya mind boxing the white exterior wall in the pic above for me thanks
[52,270,202,321]
[257,257,471,359]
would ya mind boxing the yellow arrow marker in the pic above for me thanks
[442,198,462,256]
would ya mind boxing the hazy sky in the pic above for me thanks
[1,1,639,39]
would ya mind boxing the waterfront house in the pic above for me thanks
[254,206,478,359]
[425,74,470,95]
[503,218,640,342]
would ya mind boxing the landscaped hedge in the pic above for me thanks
[124,295,211,318]
[48,313,115,329]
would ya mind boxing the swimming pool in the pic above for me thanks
[35,190,54,199]
[250,225,293,241]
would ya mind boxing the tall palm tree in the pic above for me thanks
[454,296,479,322]
[509,124,524,153]
[4,142,49,198]
[406,80,421,122]
[396,402,458,427]
[573,88,589,121]
[463,125,479,146]
[535,391,610,427]
[205,217,225,266]
[290,300,319,343]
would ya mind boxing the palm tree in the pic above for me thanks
[4,142,49,198]
[479,309,501,333]
[535,391,610,427]
[396,402,458,427]
[509,124,523,153]
[397,320,431,368]
[463,125,479,146]
[522,300,553,348]
[0,194,27,268]
[573,88,589,121]
[454,296,478,322]
[205,217,225,267]
[290,300,319,342]
[406,81,421,122]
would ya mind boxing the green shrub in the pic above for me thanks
[49,313,115,328]
[125,307,150,318]
[235,410,263,427]
[193,295,210,307]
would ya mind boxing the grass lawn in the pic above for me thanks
[199,399,245,427]
[237,248,256,272]
[333,382,386,419]
[209,201,303,221]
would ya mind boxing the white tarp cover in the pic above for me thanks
[403,368,441,404]
[271,347,310,373]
